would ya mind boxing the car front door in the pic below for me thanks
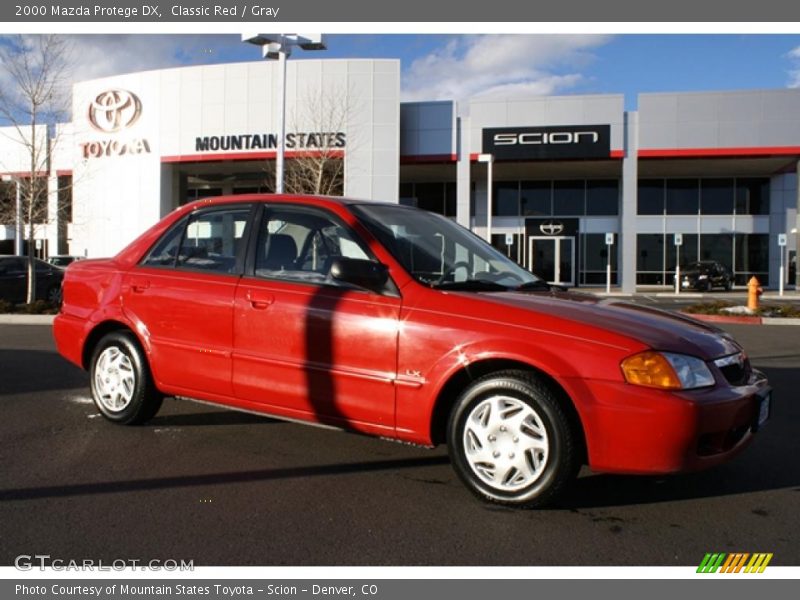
[232,204,400,435]
[121,205,252,399]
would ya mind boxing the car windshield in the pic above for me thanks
[686,262,713,271]
[352,204,541,290]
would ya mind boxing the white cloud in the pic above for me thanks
[788,45,800,88]
[401,34,613,102]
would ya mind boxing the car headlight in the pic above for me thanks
[621,351,715,390]
[697,274,708,280]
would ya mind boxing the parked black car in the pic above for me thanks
[679,260,733,292]
[0,256,64,304]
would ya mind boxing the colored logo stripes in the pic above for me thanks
[697,553,773,573]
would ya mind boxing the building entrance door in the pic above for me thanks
[528,236,575,286]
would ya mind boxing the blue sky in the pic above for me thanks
[27,34,800,110]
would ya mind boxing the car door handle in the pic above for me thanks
[246,289,274,309]
[130,278,150,293]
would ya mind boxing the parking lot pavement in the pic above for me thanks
[1,323,798,566]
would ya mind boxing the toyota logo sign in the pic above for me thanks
[539,220,565,236]
[88,90,142,133]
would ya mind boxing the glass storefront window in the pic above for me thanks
[586,180,619,216]
[581,233,617,285]
[445,182,457,217]
[493,181,520,216]
[637,179,664,215]
[666,179,699,215]
[637,234,665,282]
[735,178,770,215]
[521,181,551,216]
[414,183,445,214]
[666,233,699,270]
[734,233,769,285]
[700,179,734,215]
[553,180,585,216]
[700,234,733,268]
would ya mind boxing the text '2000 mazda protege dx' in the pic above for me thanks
[54,195,772,508]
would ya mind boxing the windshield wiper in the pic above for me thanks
[514,280,551,291]
[432,279,509,292]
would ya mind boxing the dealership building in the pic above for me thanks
[1,57,798,293]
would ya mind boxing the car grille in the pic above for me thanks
[714,352,751,386]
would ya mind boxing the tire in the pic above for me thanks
[447,370,580,509]
[89,331,163,425]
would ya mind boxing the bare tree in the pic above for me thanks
[0,34,72,303]
[279,86,356,196]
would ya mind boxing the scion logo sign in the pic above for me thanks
[88,90,142,133]
[483,125,611,160]
[81,89,151,160]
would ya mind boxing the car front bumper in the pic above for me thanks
[576,370,771,474]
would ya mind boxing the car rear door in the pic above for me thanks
[232,204,400,434]
[0,258,26,303]
[121,205,253,399]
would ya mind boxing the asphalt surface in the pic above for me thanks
[0,322,798,567]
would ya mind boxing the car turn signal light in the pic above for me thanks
[620,351,683,389]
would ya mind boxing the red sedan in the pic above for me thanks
[53,195,771,507]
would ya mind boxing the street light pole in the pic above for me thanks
[478,153,494,243]
[276,48,288,194]
[242,34,326,195]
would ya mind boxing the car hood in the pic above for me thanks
[476,290,741,360]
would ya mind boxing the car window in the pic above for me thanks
[142,220,185,267]
[142,207,250,274]
[254,206,371,285]
[353,204,537,289]
[0,258,25,274]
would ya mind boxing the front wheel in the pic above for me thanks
[89,331,163,425]
[447,370,580,508]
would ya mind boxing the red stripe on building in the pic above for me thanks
[639,146,800,158]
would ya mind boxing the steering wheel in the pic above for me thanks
[435,261,472,285]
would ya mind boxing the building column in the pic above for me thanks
[46,174,59,258]
[620,111,638,294]
[456,114,472,229]
[795,159,800,290]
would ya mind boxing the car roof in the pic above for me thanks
[180,193,400,213]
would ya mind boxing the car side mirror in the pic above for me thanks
[329,257,389,293]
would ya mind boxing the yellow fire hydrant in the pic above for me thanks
[747,276,763,311]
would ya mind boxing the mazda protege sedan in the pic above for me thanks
[53,195,772,508]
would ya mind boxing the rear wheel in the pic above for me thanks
[46,284,62,305]
[447,370,580,508]
[89,331,163,425]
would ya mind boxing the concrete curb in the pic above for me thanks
[762,317,800,326]
[0,314,55,325]
[684,312,800,326]
[684,312,763,325]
